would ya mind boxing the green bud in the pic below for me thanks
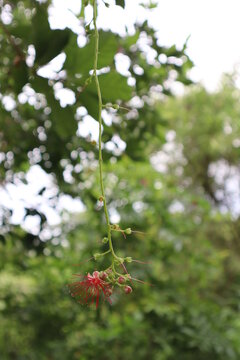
[114,257,124,265]
[125,257,132,263]
[102,237,108,244]
[112,104,120,110]
[93,253,101,260]
[125,228,132,235]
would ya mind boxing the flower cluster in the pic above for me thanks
[68,271,113,309]
[69,268,133,308]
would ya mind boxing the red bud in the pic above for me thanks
[118,276,125,284]
[99,272,108,280]
[124,286,132,294]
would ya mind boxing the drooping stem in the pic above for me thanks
[92,0,117,260]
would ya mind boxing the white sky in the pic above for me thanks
[49,0,240,91]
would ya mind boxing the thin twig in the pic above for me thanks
[0,21,25,59]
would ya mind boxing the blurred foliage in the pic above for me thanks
[1,0,240,359]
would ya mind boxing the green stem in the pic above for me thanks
[93,0,118,260]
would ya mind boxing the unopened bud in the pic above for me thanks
[93,253,101,260]
[118,276,125,284]
[93,271,99,277]
[91,140,97,146]
[114,257,124,265]
[99,196,104,202]
[99,272,108,280]
[125,228,132,235]
[124,285,132,294]
[102,237,108,244]
[112,104,119,110]
[105,288,113,297]
[125,257,132,263]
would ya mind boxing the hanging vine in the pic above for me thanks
[68,0,145,308]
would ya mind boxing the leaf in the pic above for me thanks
[11,60,28,94]
[99,71,132,101]
[65,31,119,77]
[116,0,125,8]
[32,4,70,66]
[48,96,77,139]
[78,90,99,120]
[121,31,140,48]
[31,3,50,59]
[78,71,132,119]
[30,75,77,139]
[30,75,50,94]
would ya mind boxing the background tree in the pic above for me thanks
[0,1,240,359]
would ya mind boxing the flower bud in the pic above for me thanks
[124,286,132,294]
[93,271,99,277]
[102,237,108,244]
[99,272,108,280]
[114,257,124,265]
[125,257,132,263]
[91,140,97,146]
[105,288,113,297]
[93,253,101,260]
[99,196,104,202]
[125,228,132,235]
[118,276,125,284]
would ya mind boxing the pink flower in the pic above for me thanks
[68,271,112,308]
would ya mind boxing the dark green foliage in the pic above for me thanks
[116,0,125,8]
[32,3,71,66]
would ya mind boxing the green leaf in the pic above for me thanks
[78,71,132,119]
[32,4,70,66]
[31,75,77,139]
[65,31,119,77]
[78,90,98,120]
[48,96,77,139]
[116,0,125,8]
[11,60,28,94]
[30,75,49,94]
[99,71,132,102]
